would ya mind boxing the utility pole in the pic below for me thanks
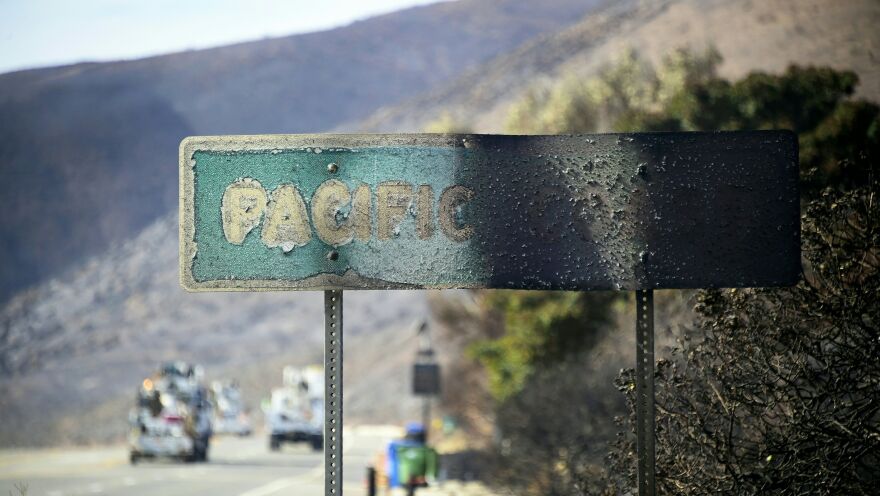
[413,320,440,440]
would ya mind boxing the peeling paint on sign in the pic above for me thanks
[219,179,473,248]
[179,133,799,291]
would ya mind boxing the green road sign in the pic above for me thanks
[179,132,799,291]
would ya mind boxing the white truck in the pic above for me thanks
[210,380,252,436]
[129,362,213,463]
[265,365,324,451]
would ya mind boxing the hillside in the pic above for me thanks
[0,0,606,302]
[4,0,879,448]
[349,0,880,133]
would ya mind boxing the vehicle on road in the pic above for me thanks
[265,365,324,451]
[129,361,213,463]
[210,380,253,436]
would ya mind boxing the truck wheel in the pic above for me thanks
[270,436,281,451]
[310,435,323,451]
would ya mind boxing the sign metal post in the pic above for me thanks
[635,290,655,495]
[324,290,343,495]
[179,132,799,496]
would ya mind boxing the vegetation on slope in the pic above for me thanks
[431,48,879,495]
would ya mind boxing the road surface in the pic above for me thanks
[0,426,399,496]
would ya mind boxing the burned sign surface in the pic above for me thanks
[179,132,799,291]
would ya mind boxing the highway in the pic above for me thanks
[0,426,397,496]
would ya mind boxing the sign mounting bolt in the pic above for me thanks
[327,162,339,174]
[326,250,339,261]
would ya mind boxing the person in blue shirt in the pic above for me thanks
[386,422,438,489]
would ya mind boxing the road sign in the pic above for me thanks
[413,363,441,396]
[179,131,800,496]
[180,132,799,291]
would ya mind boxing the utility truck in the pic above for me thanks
[129,361,213,463]
[210,380,252,436]
[265,365,324,451]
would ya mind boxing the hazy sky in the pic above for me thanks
[0,0,444,74]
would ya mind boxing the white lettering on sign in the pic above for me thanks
[221,178,268,245]
[439,185,475,242]
[376,181,412,241]
[220,179,474,249]
[262,184,311,252]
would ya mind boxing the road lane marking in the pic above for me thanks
[238,430,357,496]
[238,477,300,496]
[0,454,125,479]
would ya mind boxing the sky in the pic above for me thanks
[0,0,444,74]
